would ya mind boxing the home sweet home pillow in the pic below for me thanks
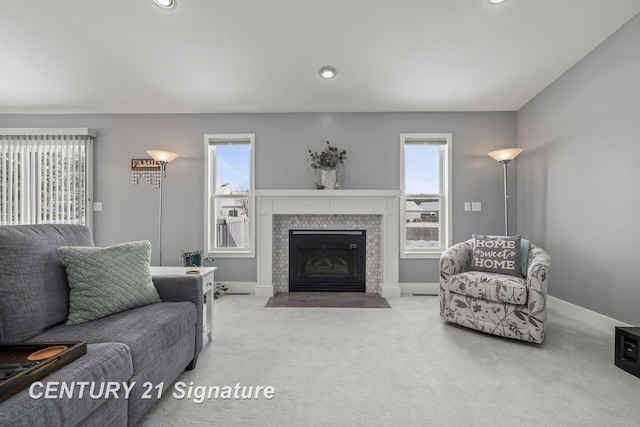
[58,240,161,325]
[471,234,522,277]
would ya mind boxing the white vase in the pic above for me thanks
[320,169,336,190]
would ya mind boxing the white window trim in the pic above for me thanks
[0,128,95,231]
[204,133,255,258]
[400,133,452,258]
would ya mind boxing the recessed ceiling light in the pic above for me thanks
[489,0,506,3]
[319,66,337,79]
[153,0,175,9]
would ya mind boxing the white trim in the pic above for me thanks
[255,190,400,198]
[1,132,94,229]
[547,296,630,336]
[222,282,257,295]
[255,284,275,297]
[219,284,629,339]
[204,133,256,258]
[399,282,439,295]
[256,191,400,298]
[399,288,628,335]
[390,287,628,336]
[0,128,96,137]
[85,138,94,231]
[399,133,452,258]
[379,283,401,298]
[245,281,407,298]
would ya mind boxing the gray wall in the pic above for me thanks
[517,13,640,324]
[0,112,516,284]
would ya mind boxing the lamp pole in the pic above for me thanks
[500,160,510,236]
[157,160,167,265]
[488,148,523,237]
[146,149,178,266]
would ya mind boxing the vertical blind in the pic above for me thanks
[0,128,95,228]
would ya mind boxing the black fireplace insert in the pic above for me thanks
[289,230,366,292]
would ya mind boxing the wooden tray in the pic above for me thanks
[0,341,87,404]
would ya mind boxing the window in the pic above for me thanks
[400,133,452,257]
[204,134,255,257]
[0,128,95,229]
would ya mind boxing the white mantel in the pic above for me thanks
[255,189,401,298]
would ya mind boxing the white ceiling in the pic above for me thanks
[1,0,639,114]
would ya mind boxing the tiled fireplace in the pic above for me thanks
[255,190,401,297]
[273,215,381,293]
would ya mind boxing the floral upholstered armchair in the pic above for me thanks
[439,238,551,343]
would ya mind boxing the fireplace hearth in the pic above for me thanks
[289,230,366,292]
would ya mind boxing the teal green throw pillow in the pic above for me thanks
[58,240,161,325]
[520,238,530,277]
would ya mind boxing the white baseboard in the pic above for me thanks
[221,282,260,295]
[235,282,408,297]
[547,295,629,335]
[379,284,401,298]
[222,283,626,337]
[395,286,628,337]
[235,282,440,296]
[399,282,439,295]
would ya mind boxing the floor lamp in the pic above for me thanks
[488,148,523,236]
[146,149,178,265]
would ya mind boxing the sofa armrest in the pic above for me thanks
[152,275,203,358]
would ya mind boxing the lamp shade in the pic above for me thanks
[147,150,178,163]
[488,148,523,162]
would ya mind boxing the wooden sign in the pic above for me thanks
[131,159,160,170]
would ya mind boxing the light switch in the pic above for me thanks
[464,202,471,211]
[93,202,103,212]
[471,202,481,212]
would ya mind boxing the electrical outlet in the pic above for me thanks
[93,202,103,212]
[471,202,482,212]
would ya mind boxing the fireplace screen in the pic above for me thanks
[289,230,366,292]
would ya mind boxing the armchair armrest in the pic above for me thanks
[524,246,551,323]
[439,240,473,278]
[152,275,203,358]
[439,240,473,319]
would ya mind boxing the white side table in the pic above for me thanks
[150,266,217,342]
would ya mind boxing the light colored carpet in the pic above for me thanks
[139,295,640,426]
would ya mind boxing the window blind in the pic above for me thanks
[0,129,95,228]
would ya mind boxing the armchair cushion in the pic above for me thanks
[471,234,522,277]
[449,271,527,305]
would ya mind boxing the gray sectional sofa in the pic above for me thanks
[0,224,203,426]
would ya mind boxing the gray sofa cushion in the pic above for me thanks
[30,302,197,373]
[0,224,93,343]
[0,343,132,427]
[127,330,197,425]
